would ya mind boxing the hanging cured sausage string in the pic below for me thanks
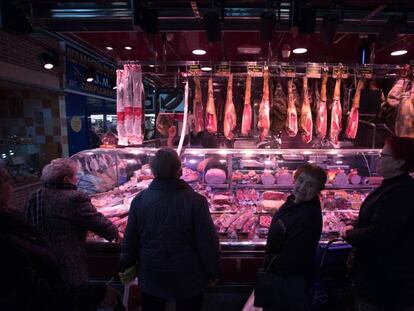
[300,76,313,143]
[345,79,364,139]
[258,67,271,141]
[193,75,204,134]
[241,74,252,136]
[205,77,218,134]
[224,74,237,140]
[116,68,128,146]
[286,78,298,137]
[131,64,145,145]
[329,77,343,144]
[315,73,328,139]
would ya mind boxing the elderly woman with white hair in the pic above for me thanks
[25,158,119,289]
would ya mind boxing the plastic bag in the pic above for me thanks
[242,291,263,311]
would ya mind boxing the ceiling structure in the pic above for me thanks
[25,1,414,66]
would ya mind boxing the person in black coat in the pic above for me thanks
[344,136,414,311]
[120,148,220,311]
[262,163,326,311]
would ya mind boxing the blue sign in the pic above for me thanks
[65,45,116,98]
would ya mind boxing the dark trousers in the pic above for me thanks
[141,292,204,311]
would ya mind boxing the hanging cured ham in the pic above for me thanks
[258,68,270,141]
[315,73,328,139]
[286,78,298,137]
[395,78,414,138]
[205,77,218,134]
[224,74,237,140]
[130,64,145,145]
[345,79,364,139]
[271,80,287,131]
[241,74,252,136]
[116,69,128,146]
[329,78,342,144]
[193,76,204,134]
[123,64,135,145]
[300,76,313,143]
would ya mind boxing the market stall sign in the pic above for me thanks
[65,45,116,99]
[280,65,296,78]
[332,66,349,79]
[70,116,82,132]
[247,65,263,77]
[188,64,202,75]
[306,64,321,78]
[214,63,231,76]
[358,67,373,79]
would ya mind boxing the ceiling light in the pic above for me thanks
[293,48,307,54]
[201,66,212,71]
[192,49,206,55]
[113,86,117,90]
[86,67,96,82]
[105,46,113,51]
[39,51,58,70]
[237,46,262,54]
[124,46,133,51]
[282,44,291,58]
[390,50,408,56]
[149,64,155,67]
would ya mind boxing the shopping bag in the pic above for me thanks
[242,290,263,311]
[122,278,140,311]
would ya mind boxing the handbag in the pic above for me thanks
[254,256,307,309]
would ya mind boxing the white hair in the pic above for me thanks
[41,158,78,184]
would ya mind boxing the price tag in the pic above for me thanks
[306,64,321,78]
[247,65,263,77]
[214,62,231,76]
[358,67,373,79]
[332,66,348,79]
[188,64,201,75]
[280,65,296,78]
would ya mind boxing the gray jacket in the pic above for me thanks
[121,178,220,299]
[25,184,118,286]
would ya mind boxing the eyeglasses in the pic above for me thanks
[379,152,394,158]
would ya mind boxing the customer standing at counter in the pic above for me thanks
[24,158,119,289]
[259,164,325,311]
[120,148,220,311]
[343,136,414,311]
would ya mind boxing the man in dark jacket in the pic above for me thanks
[121,148,220,311]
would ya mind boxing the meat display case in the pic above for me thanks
[73,147,381,283]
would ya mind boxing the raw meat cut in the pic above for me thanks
[395,75,414,138]
[329,78,342,144]
[205,77,218,134]
[224,74,237,140]
[262,191,288,201]
[116,69,128,145]
[241,74,252,135]
[130,64,144,145]
[345,79,364,139]
[258,68,271,140]
[315,73,328,139]
[286,78,298,137]
[300,76,313,143]
[271,80,288,131]
[193,76,204,134]
[205,168,226,184]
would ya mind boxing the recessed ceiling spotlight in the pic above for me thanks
[201,66,212,71]
[39,51,58,70]
[390,50,408,56]
[105,46,114,51]
[293,48,308,54]
[43,63,54,70]
[113,86,117,90]
[192,49,206,55]
[124,46,133,51]
[149,64,155,68]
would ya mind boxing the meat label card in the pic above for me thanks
[188,65,202,75]
[358,67,373,79]
[247,65,263,77]
[214,63,231,76]
[280,65,296,78]
[333,66,349,79]
[306,65,321,78]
